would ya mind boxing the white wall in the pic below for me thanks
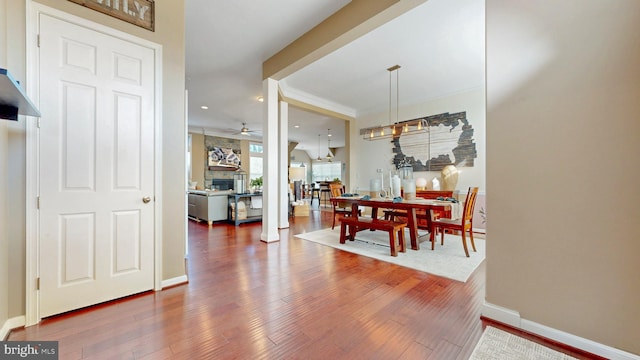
[351,88,485,193]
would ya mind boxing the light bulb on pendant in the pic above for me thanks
[326,129,333,159]
[316,134,322,161]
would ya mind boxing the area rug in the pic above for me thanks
[294,227,485,282]
[469,326,578,359]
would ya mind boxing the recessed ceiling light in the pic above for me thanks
[257,96,264,102]
[294,125,300,128]
[200,105,208,110]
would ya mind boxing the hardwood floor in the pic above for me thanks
[9,208,486,359]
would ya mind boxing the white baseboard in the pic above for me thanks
[1,316,26,340]
[482,302,640,360]
[481,302,521,327]
[472,227,486,234]
[161,275,188,289]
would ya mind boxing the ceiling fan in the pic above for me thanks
[233,122,257,136]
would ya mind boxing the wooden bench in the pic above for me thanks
[339,217,407,256]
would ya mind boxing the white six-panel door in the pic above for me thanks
[38,13,155,317]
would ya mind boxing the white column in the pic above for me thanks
[261,78,280,242]
[278,100,290,228]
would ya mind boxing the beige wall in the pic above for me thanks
[486,0,640,354]
[1,0,28,331]
[290,149,312,166]
[0,0,186,325]
[1,0,30,329]
[190,133,205,189]
[0,120,8,334]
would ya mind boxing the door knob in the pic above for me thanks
[142,196,151,204]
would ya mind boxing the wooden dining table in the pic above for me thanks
[331,196,452,250]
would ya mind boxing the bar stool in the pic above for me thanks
[310,183,320,205]
[320,185,331,207]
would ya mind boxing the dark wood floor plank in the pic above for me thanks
[427,339,463,359]
[400,340,434,359]
[136,347,173,360]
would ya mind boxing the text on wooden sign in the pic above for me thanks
[68,0,154,31]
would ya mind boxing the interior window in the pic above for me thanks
[311,161,341,183]
[249,142,263,181]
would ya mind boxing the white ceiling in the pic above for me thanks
[185,0,484,157]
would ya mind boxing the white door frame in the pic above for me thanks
[25,2,163,326]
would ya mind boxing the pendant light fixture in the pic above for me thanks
[360,65,428,140]
[325,128,333,160]
[316,134,322,161]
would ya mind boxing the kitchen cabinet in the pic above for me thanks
[188,190,230,225]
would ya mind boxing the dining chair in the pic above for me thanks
[432,187,479,257]
[329,183,357,229]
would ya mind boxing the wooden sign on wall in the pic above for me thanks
[68,0,154,31]
[392,111,477,171]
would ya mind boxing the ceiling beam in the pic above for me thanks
[288,141,299,153]
[280,93,355,122]
[262,0,428,81]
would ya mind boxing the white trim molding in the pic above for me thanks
[279,83,356,119]
[161,275,188,289]
[482,302,640,360]
[24,0,41,328]
[153,38,164,292]
[1,316,25,341]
